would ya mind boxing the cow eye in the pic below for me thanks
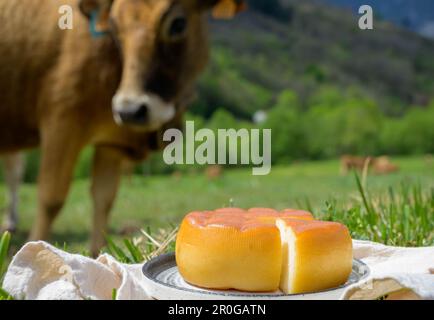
[170,16,187,37]
[162,10,188,41]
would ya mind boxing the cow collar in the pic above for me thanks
[90,10,110,38]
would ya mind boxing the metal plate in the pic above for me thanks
[142,253,370,300]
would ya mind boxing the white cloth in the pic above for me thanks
[342,240,434,300]
[2,240,434,300]
[2,242,151,300]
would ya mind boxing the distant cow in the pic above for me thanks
[372,156,399,175]
[340,155,372,175]
[340,155,399,176]
[0,0,243,255]
[205,164,223,180]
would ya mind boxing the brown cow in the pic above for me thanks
[205,164,223,180]
[0,0,243,255]
[340,155,372,176]
[340,155,399,176]
[372,156,399,175]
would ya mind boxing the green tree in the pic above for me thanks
[263,90,307,163]
[305,87,383,158]
[400,104,434,154]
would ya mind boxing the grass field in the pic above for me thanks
[0,156,433,255]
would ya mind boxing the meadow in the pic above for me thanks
[0,155,432,255]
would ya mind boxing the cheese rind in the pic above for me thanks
[176,209,352,293]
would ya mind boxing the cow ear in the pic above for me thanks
[79,0,113,35]
[194,0,246,19]
[211,0,247,19]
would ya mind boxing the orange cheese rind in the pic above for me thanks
[176,208,353,294]
[185,207,314,231]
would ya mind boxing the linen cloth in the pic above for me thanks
[3,240,433,300]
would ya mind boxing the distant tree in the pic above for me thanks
[380,118,407,155]
[274,89,300,110]
[263,90,308,163]
[305,87,383,158]
[400,104,434,154]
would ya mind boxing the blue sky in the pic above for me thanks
[319,0,434,38]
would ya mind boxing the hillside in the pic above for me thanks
[192,0,434,119]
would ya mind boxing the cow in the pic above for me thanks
[205,164,223,180]
[340,155,399,176]
[372,156,399,175]
[0,0,244,255]
[340,155,372,176]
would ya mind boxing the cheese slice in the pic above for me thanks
[176,208,352,294]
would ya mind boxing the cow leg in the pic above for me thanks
[90,146,123,256]
[2,153,25,232]
[29,126,84,241]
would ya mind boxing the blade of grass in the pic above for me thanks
[145,226,154,254]
[140,229,161,247]
[149,227,179,259]
[0,231,11,276]
[123,238,144,263]
[0,287,13,300]
[105,235,130,263]
[354,171,376,224]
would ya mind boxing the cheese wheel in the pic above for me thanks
[176,208,352,294]
[176,208,313,292]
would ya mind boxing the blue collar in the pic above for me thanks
[90,10,109,38]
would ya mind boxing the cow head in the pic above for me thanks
[79,0,245,131]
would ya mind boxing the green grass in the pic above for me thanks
[0,231,10,275]
[0,156,433,254]
[0,232,13,300]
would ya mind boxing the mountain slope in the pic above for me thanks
[192,0,434,118]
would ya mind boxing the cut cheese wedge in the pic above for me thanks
[276,218,353,294]
[176,208,352,294]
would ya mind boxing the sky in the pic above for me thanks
[319,0,434,38]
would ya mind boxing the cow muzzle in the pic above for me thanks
[112,92,175,129]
